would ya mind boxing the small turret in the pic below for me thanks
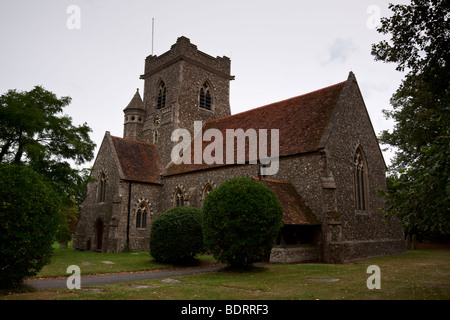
[123,89,145,140]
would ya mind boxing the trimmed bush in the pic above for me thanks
[150,206,203,264]
[202,177,283,268]
[0,164,60,289]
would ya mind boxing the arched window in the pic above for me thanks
[157,82,166,109]
[153,130,158,144]
[136,202,149,228]
[174,188,184,207]
[199,82,212,110]
[98,172,106,203]
[354,147,368,212]
[202,184,213,201]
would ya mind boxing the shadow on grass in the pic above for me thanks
[154,256,219,269]
[0,283,37,296]
[218,263,270,274]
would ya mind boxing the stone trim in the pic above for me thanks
[270,245,319,264]
[141,55,235,81]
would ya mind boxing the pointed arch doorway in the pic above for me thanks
[94,219,104,251]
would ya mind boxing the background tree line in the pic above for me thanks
[372,0,449,243]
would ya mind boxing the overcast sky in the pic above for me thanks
[0,0,408,168]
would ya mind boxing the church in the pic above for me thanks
[73,36,405,263]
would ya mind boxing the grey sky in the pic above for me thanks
[0,0,408,167]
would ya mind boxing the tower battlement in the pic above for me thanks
[141,36,234,81]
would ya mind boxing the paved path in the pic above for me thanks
[26,265,226,290]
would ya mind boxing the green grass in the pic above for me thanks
[33,243,217,278]
[2,247,449,300]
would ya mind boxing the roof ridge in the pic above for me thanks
[252,176,291,184]
[205,80,347,126]
[110,135,156,148]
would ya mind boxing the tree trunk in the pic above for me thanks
[13,130,24,164]
[0,140,12,162]
[411,234,417,250]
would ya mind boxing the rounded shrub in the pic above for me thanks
[202,177,283,268]
[150,206,203,264]
[0,164,60,289]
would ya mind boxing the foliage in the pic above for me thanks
[372,0,449,239]
[0,86,96,248]
[56,200,79,243]
[0,86,96,204]
[150,206,204,264]
[0,164,60,289]
[202,177,283,268]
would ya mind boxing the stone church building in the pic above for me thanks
[73,36,405,263]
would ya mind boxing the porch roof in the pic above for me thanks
[255,177,320,226]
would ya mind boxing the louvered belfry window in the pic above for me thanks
[157,82,166,109]
[199,82,212,110]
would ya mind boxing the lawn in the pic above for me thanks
[33,243,216,278]
[2,246,449,300]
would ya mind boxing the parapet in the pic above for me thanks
[140,36,233,80]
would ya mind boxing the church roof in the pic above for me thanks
[164,77,347,176]
[123,89,144,111]
[111,136,163,184]
[255,177,320,225]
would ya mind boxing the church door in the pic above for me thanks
[95,219,103,251]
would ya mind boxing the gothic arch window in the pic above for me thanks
[202,183,213,201]
[354,147,368,212]
[199,82,212,110]
[157,81,166,109]
[153,130,158,144]
[136,202,149,228]
[97,172,106,203]
[174,188,185,207]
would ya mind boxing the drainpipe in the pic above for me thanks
[126,182,132,251]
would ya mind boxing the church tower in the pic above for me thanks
[139,36,234,166]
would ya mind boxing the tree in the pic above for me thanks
[0,164,60,289]
[56,200,79,248]
[150,206,204,264]
[372,0,449,240]
[0,86,96,204]
[202,177,283,268]
[0,86,96,248]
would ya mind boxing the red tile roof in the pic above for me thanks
[111,136,163,184]
[256,177,320,225]
[165,80,346,176]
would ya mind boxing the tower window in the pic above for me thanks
[354,147,368,212]
[199,82,212,110]
[157,82,166,109]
